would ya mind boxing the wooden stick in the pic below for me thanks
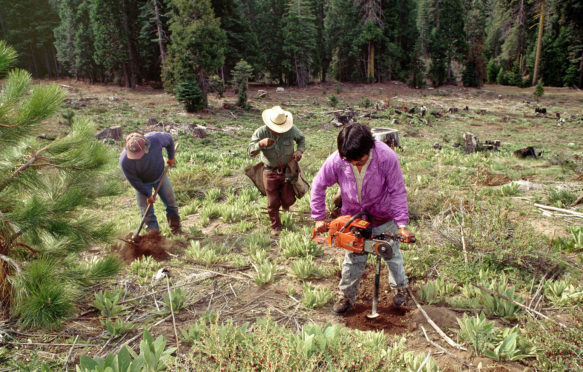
[407,288,466,350]
[571,194,583,207]
[534,203,583,217]
[64,335,79,372]
[472,284,567,328]
[421,326,474,369]
[165,275,179,354]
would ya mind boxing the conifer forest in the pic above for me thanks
[0,0,582,371]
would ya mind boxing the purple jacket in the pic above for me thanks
[310,141,409,227]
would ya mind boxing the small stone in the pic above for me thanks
[276,87,285,93]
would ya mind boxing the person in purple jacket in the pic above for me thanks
[120,132,182,234]
[311,124,415,314]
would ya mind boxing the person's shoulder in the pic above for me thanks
[373,141,398,161]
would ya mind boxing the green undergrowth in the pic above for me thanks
[181,313,432,371]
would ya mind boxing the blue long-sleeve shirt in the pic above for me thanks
[120,132,175,197]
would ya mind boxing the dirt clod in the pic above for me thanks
[120,230,170,263]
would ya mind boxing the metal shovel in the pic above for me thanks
[367,255,382,319]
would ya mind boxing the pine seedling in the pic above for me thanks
[12,260,75,329]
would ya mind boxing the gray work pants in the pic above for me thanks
[338,220,408,303]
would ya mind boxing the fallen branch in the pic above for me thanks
[571,195,583,207]
[407,288,466,350]
[64,335,79,372]
[472,283,567,328]
[534,203,583,218]
[421,326,474,369]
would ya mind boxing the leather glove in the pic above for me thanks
[292,150,303,162]
[147,196,156,204]
[258,138,275,148]
[398,227,416,243]
[167,158,176,167]
[315,220,328,233]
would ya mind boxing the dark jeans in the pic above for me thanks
[136,173,179,231]
[263,169,295,230]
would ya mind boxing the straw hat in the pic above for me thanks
[125,133,149,160]
[261,106,293,133]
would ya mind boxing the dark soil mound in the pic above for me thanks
[120,230,170,263]
[342,264,415,334]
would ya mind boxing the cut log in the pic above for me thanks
[371,128,400,149]
[462,132,479,154]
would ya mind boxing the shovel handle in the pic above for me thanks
[134,166,169,237]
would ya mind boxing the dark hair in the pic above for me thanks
[337,124,375,161]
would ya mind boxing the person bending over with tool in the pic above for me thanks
[248,106,305,236]
[311,123,415,314]
[120,132,182,234]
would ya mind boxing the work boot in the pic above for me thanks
[332,297,353,314]
[393,287,408,307]
[167,216,183,235]
[270,227,281,237]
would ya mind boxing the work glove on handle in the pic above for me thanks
[167,158,176,167]
[258,138,275,148]
[292,150,303,162]
[398,227,415,243]
[314,220,328,233]
[147,196,156,204]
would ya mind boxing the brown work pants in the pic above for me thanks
[263,169,295,230]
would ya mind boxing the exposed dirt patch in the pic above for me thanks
[342,265,415,334]
[119,230,170,262]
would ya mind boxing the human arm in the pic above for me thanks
[310,153,340,221]
[247,126,273,157]
[155,132,175,160]
[382,148,409,227]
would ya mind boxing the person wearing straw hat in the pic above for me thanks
[120,132,182,234]
[248,106,306,235]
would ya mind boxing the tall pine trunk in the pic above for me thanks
[121,0,139,88]
[367,42,375,82]
[532,0,545,86]
[153,0,166,62]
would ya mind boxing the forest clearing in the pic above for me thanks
[1,76,582,371]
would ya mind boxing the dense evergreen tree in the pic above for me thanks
[283,0,317,87]
[325,0,361,81]
[0,0,60,77]
[462,0,487,87]
[165,0,227,108]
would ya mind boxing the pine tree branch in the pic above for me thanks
[12,145,51,177]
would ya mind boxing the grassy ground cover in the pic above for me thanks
[2,80,582,371]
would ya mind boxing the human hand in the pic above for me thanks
[147,196,156,204]
[258,138,275,148]
[315,220,328,233]
[397,227,416,243]
[167,158,176,167]
[292,150,303,162]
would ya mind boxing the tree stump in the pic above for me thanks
[463,132,479,154]
[371,128,400,149]
[95,126,123,141]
